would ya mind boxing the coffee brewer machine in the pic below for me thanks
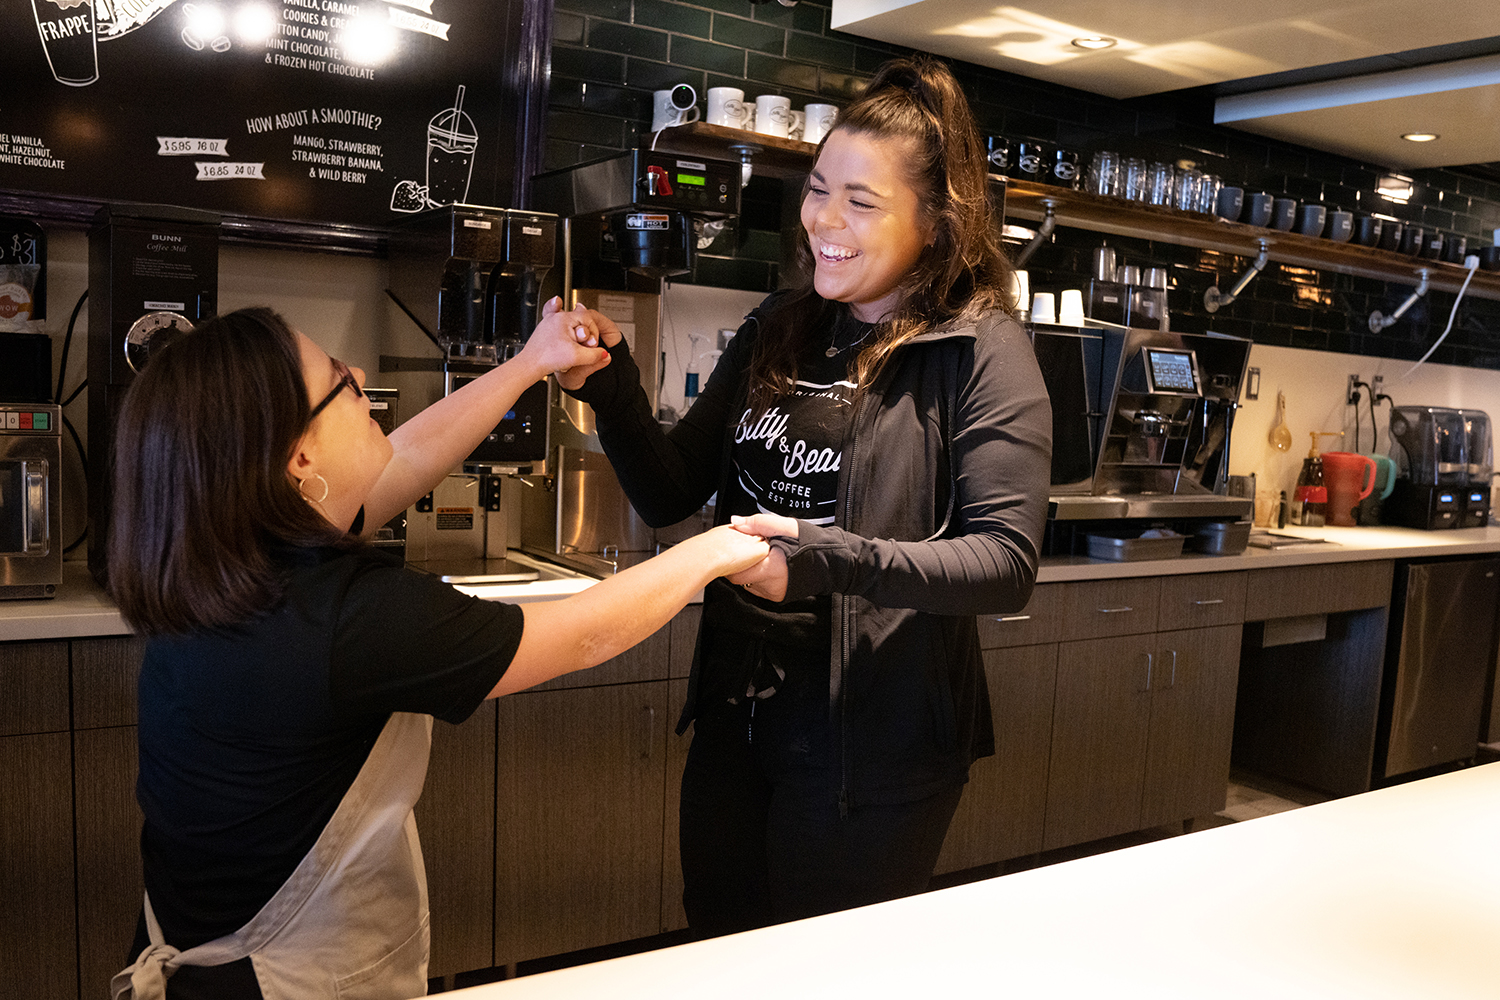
[1384,406,1492,529]
[386,204,558,578]
[88,205,219,582]
[522,150,741,574]
[1033,322,1254,555]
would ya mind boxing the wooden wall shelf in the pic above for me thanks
[653,122,818,182]
[1004,179,1500,301]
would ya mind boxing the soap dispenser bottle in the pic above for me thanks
[1291,431,1341,526]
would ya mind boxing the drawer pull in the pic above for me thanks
[995,614,1033,623]
[1097,606,1134,614]
[1169,649,1178,688]
[1143,652,1153,692]
[1192,599,1225,606]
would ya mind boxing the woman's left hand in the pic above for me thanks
[725,513,797,602]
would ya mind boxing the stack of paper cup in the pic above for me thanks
[1058,289,1085,325]
[1030,292,1056,324]
[1010,269,1030,315]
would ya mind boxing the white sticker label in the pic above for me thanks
[522,226,543,236]
[463,219,493,229]
[144,301,187,311]
[157,137,229,157]
[195,161,265,180]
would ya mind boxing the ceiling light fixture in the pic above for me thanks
[1071,36,1116,50]
[1401,132,1439,142]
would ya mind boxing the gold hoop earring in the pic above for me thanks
[298,473,330,505]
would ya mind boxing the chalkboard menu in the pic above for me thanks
[1,0,531,246]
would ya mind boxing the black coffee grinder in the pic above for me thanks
[87,205,219,583]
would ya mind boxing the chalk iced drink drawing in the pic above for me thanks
[425,84,477,206]
[31,0,98,86]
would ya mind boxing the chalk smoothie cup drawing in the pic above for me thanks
[31,0,99,86]
[391,86,479,213]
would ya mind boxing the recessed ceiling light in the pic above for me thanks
[1071,36,1117,50]
[1401,132,1439,142]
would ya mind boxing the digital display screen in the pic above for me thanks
[675,173,706,187]
[1145,349,1197,392]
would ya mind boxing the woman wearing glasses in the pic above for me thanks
[107,307,769,1000]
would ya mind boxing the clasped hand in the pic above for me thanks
[726,513,797,602]
[535,296,623,390]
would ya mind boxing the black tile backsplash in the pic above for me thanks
[546,0,1500,370]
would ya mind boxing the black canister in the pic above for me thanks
[1399,225,1425,256]
[1048,148,1080,188]
[1442,234,1468,263]
[1418,231,1444,259]
[1353,214,1382,246]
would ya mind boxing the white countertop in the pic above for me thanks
[439,761,1500,1000]
[9,524,1500,643]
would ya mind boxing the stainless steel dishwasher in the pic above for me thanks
[1375,556,1500,780]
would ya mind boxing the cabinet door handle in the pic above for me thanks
[1169,649,1178,688]
[1143,652,1153,692]
[995,614,1032,623]
[1192,598,1225,606]
[1097,606,1134,614]
[639,705,656,760]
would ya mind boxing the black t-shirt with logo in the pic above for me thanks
[700,316,874,704]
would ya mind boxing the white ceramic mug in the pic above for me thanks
[803,103,837,143]
[652,84,699,131]
[706,87,749,128]
[788,110,805,141]
[753,94,792,138]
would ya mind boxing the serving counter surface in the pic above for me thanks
[7,525,1500,643]
[439,761,1500,1000]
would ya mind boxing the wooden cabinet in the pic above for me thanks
[417,701,498,977]
[935,641,1057,873]
[495,677,671,964]
[1235,560,1394,797]
[0,730,77,1000]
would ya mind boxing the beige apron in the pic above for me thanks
[112,711,434,1000]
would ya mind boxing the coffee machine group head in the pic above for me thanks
[87,204,220,583]
[388,204,557,472]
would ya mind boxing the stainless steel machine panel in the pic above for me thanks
[1378,557,1500,778]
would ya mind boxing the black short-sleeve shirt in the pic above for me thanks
[136,545,522,948]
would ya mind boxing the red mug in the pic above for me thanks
[1322,451,1376,526]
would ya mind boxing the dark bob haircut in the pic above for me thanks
[107,307,350,635]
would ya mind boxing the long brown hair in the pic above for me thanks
[107,307,349,635]
[749,56,1013,408]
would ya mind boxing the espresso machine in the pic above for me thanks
[521,150,741,575]
[386,204,558,579]
[87,204,220,583]
[1033,322,1254,556]
[1384,406,1492,529]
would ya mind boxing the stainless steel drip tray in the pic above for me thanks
[1049,493,1254,521]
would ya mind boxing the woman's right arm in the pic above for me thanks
[486,525,770,697]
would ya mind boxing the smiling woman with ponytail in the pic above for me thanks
[558,55,1052,937]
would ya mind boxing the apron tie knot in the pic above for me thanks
[110,941,181,1000]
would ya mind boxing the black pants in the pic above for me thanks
[679,691,964,939]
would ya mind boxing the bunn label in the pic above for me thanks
[626,213,671,230]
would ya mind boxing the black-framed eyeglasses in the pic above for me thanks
[308,357,363,423]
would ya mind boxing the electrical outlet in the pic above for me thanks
[1373,374,1385,397]
[1347,374,1361,405]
